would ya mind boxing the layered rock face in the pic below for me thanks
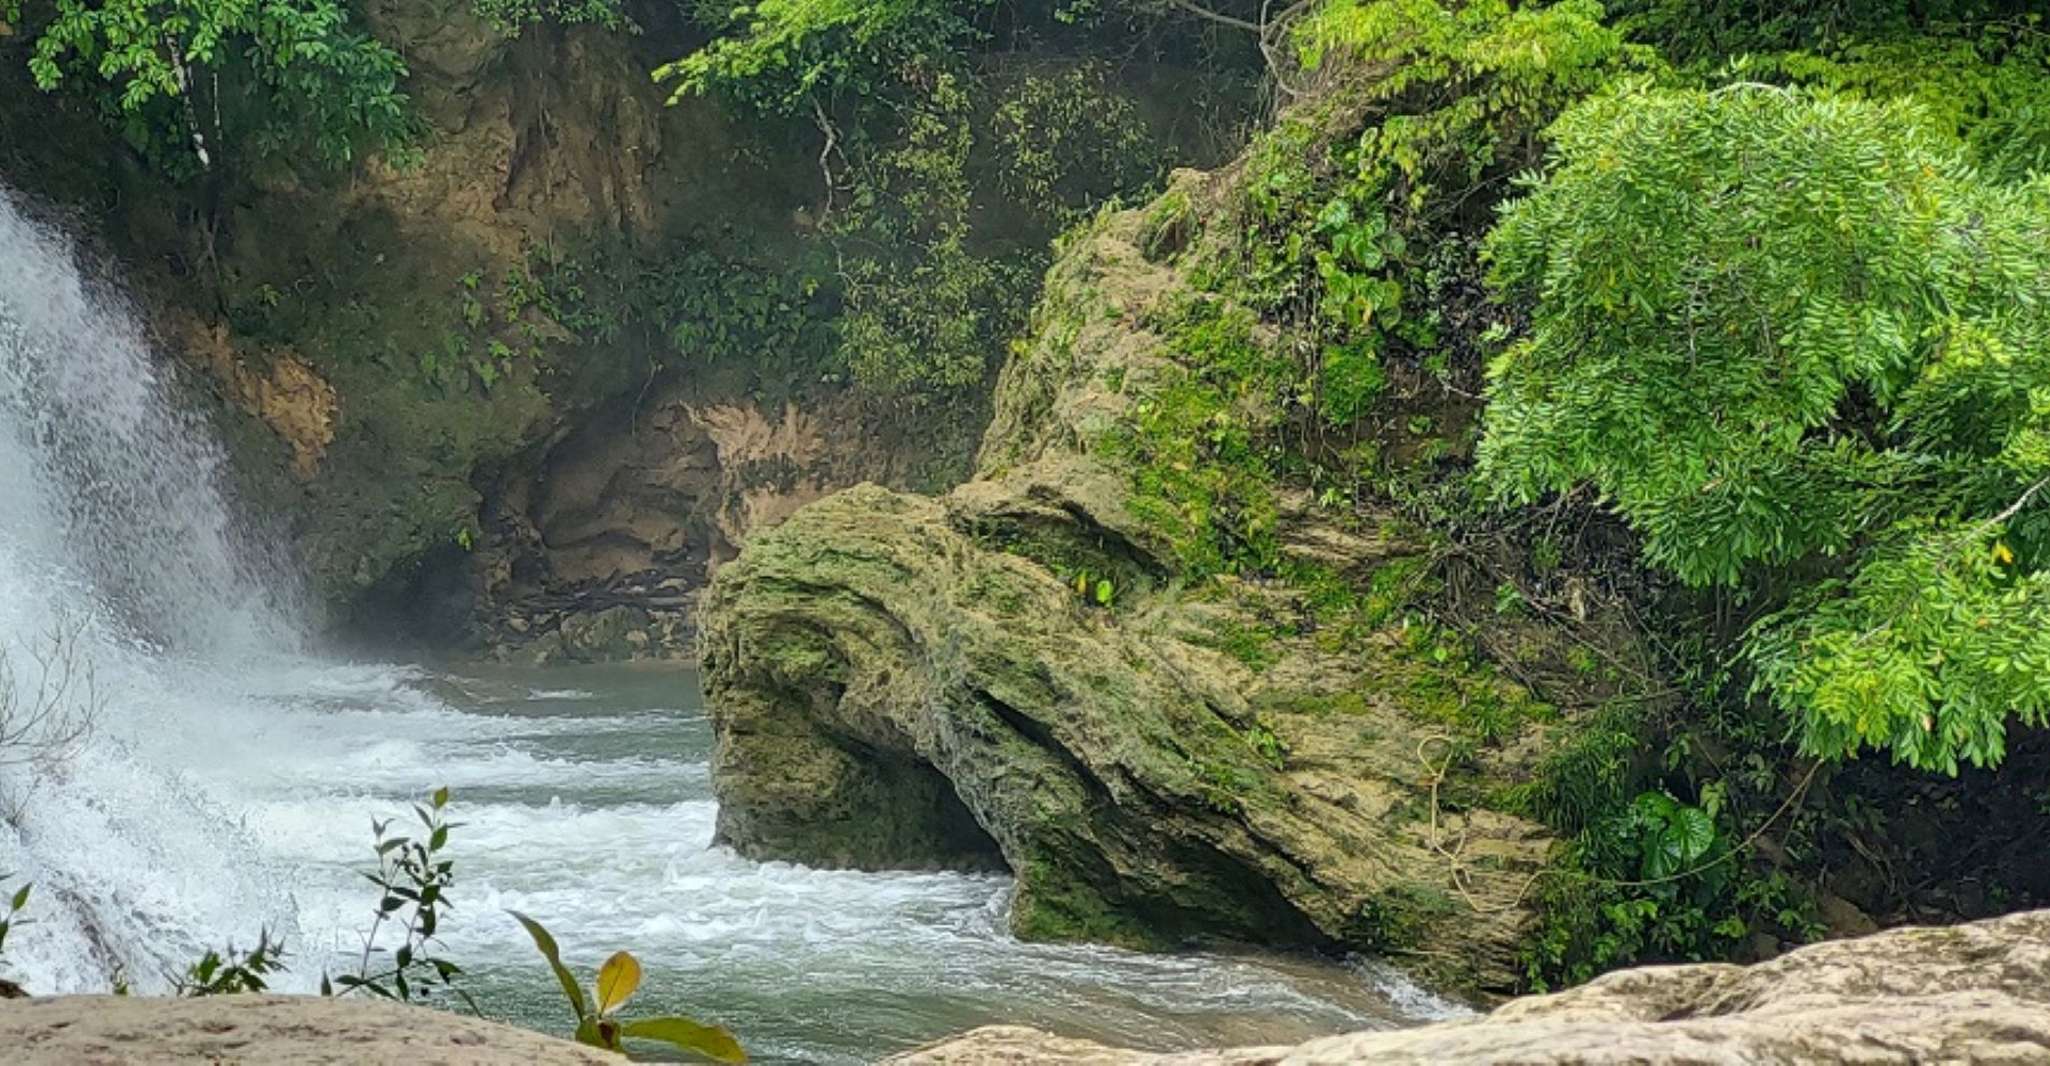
[471,384,952,663]
[892,908,2050,1063]
[699,160,1642,992]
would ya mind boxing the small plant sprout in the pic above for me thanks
[0,877,26,953]
[510,911,745,1062]
[0,876,28,997]
[175,929,289,996]
[325,786,472,1009]
[1070,571,1116,608]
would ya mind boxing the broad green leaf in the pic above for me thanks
[508,910,590,1023]
[1671,806,1716,863]
[620,1016,747,1063]
[595,950,642,1016]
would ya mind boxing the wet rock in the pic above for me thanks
[555,605,652,663]
[890,908,2050,1063]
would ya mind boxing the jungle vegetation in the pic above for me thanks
[4,0,2049,992]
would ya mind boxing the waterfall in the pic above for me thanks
[0,187,304,990]
[0,190,299,655]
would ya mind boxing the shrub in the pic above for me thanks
[1480,83,2050,773]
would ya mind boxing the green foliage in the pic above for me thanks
[325,786,471,1006]
[987,63,1165,229]
[1067,570,1117,608]
[529,243,840,389]
[1244,719,1287,769]
[1621,790,1715,880]
[510,911,745,1062]
[657,0,985,115]
[658,1,1189,406]
[11,0,417,170]
[1480,84,2050,773]
[835,73,1000,399]
[1758,19,2050,183]
[1607,0,2040,67]
[1523,782,1827,990]
[0,876,26,976]
[471,0,627,36]
[175,929,288,996]
[1189,0,1636,434]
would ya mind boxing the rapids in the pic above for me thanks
[0,188,1456,1061]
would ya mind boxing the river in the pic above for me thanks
[0,186,1456,1061]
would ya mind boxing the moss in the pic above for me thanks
[1011,847,1172,949]
[1188,616,1285,672]
[1101,296,1293,578]
[1140,186,1196,261]
[1355,882,1461,952]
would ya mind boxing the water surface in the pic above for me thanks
[0,183,1454,1062]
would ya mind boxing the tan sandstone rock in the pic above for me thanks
[890,908,2050,1064]
[0,994,609,1065]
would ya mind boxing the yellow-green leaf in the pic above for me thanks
[508,910,590,1024]
[619,1016,747,1063]
[595,950,642,1016]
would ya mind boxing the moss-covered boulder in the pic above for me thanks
[699,169,1637,991]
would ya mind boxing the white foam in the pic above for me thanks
[0,184,1441,1060]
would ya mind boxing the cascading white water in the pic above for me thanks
[0,185,1455,1061]
[0,192,297,655]
[0,186,309,990]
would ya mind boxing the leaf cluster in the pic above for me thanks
[174,928,288,996]
[1479,83,2050,772]
[12,0,417,170]
[325,785,471,1006]
[511,911,745,1062]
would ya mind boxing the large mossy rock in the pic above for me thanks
[699,158,1632,991]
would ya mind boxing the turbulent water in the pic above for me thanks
[0,188,1457,1061]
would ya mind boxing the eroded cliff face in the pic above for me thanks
[2,12,1247,649]
[0,11,929,646]
[698,157,1653,993]
[467,383,946,662]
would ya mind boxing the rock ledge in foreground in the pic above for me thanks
[891,908,2050,1064]
[0,994,610,1065]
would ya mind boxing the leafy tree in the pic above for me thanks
[1480,84,2050,773]
[1761,18,2050,183]
[471,0,626,36]
[657,0,1199,404]
[4,0,416,171]
[1606,0,2041,65]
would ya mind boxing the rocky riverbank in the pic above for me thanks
[894,908,2050,1064]
[4,909,2042,1063]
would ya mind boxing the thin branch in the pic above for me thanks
[1163,0,1262,34]
[810,94,840,224]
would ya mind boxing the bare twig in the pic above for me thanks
[0,618,102,826]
